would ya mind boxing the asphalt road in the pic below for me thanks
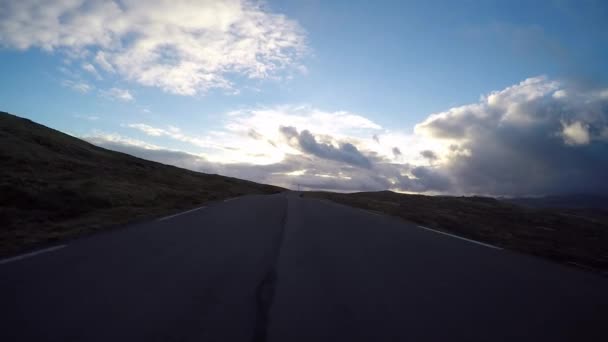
[1,192,607,341]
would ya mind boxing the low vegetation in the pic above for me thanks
[305,191,608,274]
[0,111,284,257]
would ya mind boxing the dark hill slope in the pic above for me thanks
[0,111,284,256]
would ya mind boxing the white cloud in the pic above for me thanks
[225,105,381,139]
[0,0,307,95]
[553,89,567,99]
[101,87,134,102]
[61,79,92,93]
[73,114,100,121]
[84,131,162,150]
[82,63,101,79]
[127,123,225,150]
[561,121,590,145]
[128,123,165,137]
[125,105,418,166]
[94,51,115,73]
[82,77,608,196]
[416,76,608,195]
[85,133,413,193]
[114,105,450,192]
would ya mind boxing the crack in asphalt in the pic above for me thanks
[252,195,289,342]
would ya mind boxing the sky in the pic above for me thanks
[1,0,608,196]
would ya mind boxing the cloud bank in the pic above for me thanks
[416,76,608,196]
[84,105,436,192]
[79,77,608,196]
[0,0,307,95]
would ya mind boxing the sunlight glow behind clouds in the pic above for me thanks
[0,0,307,95]
[106,105,451,193]
[125,105,424,166]
[84,77,608,195]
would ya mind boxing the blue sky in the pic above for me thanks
[1,0,608,195]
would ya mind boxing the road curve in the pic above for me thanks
[1,192,606,341]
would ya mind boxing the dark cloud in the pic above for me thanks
[372,134,380,143]
[247,128,263,140]
[280,126,372,168]
[248,128,277,147]
[416,76,608,196]
[279,126,298,139]
[420,150,437,162]
[410,166,452,191]
[392,147,402,158]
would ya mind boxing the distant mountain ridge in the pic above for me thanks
[503,194,608,210]
[0,111,284,256]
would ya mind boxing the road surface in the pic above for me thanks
[1,192,607,341]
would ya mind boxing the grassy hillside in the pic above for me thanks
[0,111,284,256]
[306,191,608,274]
[504,194,608,210]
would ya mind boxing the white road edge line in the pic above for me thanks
[158,206,206,221]
[223,198,238,202]
[417,225,503,250]
[0,245,67,265]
